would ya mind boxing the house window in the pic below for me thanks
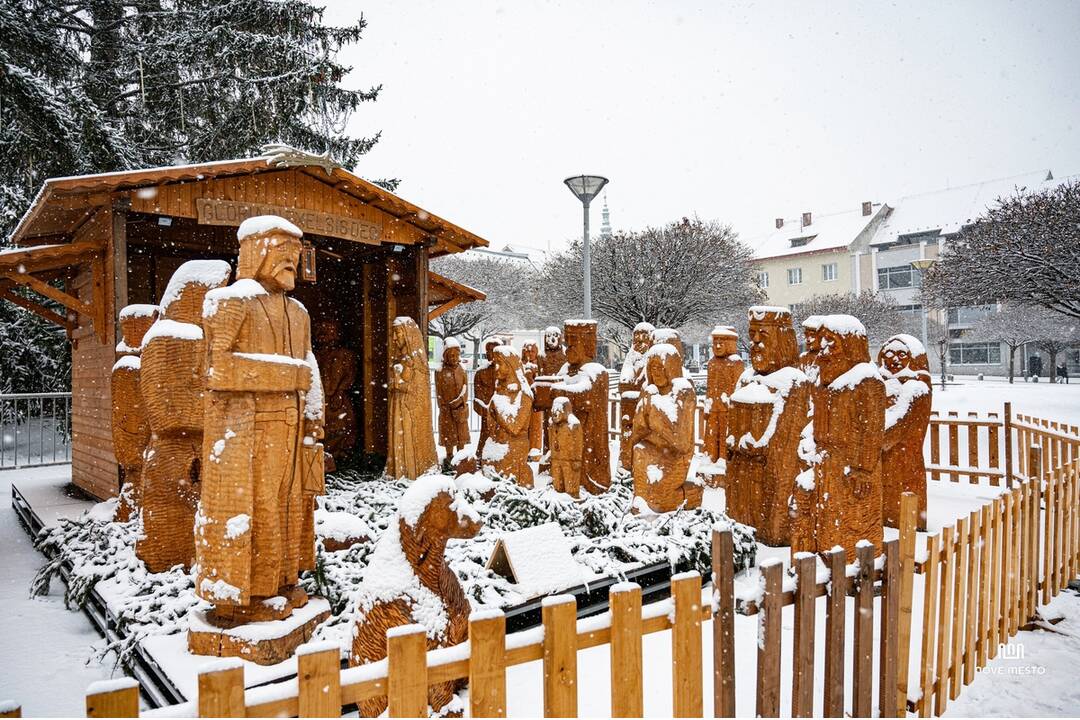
[757,271,769,288]
[787,267,802,285]
[822,262,837,281]
[877,265,922,290]
[949,342,1002,365]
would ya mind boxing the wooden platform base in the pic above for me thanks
[187,598,331,666]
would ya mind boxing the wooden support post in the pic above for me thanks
[297,644,342,718]
[198,662,245,718]
[935,526,955,717]
[111,204,128,344]
[711,528,735,719]
[542,596,578,718]
[918,533,941,718]
[950,516,970,699]
[756,561,783,719]
[672,572,704,718]
[822,548,846,718]
[930,419,942,481]
[967,411,980,483]
[964,511,979,686]
[610,584,643,718]
[387,625,428,719]
[948,411,960,481]
[86,679,139,718]
[880,539,900,718]
[989,411,1001,485]
[791,553,817,718]
[896,492,918,715]
[853,542,875,719]
[470,611,508,718]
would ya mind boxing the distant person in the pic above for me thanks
[1058,362,1069,384]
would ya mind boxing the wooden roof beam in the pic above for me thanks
[0,269,95,320]
[0,281,74,331]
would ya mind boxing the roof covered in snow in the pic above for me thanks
[747,204,887,260]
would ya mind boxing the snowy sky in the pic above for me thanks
[323,1,1080,254]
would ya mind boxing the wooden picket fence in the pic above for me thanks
[6,408,1079,718]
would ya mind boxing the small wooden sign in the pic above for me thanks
[195,198,381,245]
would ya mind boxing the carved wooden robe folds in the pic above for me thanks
[533,320,610,494]
[435,339,470,458]
[702,326,743,474]
[792,315,886,561]
[386,316,438,480]
[137,261,231,572]
[193,217,326,657]
[727,307,810,546]
[618,322,654,470]
[879,333,932,530]
[112,304,158,522]
[482,346,535,487]
[629,343,699,512]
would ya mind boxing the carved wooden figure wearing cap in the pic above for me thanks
[878,333,932,530]
[702,326,743,475]
[386,316,438,480]
[618,321,655,470]
[726,307,811,546]
[137,261,231,573]
[112,304,158,522]
[629,343,699,512]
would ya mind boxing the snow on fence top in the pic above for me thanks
[881,333,927,357]
[118,303,159,320]
[819,314,866,336]
[237,214,303,240]
[748,305,791,319]
[158,260,232,312]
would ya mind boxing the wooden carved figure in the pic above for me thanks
[702,325,743,471]
[726,307,811,546]
[799,315,825,383]
[435,338,470,460]
[386,316,438,480]
[351,475,481,717]
[800,315,886,560]
[618,321,655,470]
[629,343,699,513]
[314,317,357,470]
[539,325,567,376]
[549,397,583,497]
[473,337,502,459]
[137,260,231,572]
[482,346,535,487]
[533,320,611,494]
[520,340,543,457]
[878,333,932,530]
[112,304,158,522]
[193,216,325,640]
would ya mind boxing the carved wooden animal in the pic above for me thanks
[482,346,535,487]
[351,478,481,717]
[629,344,699,512]
[726,307,810,546]
[549,398,583,497]
[618,322,654,470]
[879,334,932,530]
[435,340,470,460]
[137,261,231,572]
[532,320,610,494]
[702,326,743,474]
[386,316,438,480]
[194,218,324,630]
[472,338,501,459]
[112,304,158,522]
[314,318,357,468]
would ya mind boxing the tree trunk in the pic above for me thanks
[1049,350,1058,382]
[1008,345,1016,384]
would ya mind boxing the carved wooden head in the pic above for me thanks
[632,322,655,355]
[521,341,539,365]
[118,305,160,348]
[652,328,684,358]
[878,334,931,390]
[644,343,681,393]
[747,307,798,375]
[492,345,530,395]
[237,228,303,293]
[564,320,598,368]
[543,326,563,352]
[399,481,482,573]
[816,315,871,386]
[550,397,573,424]
[710,326,738,358]
[159,260,231,324]
[392,317,425,357]
[442,342,461,366]
[483,337,502,362]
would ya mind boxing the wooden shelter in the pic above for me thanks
[1,154,488,499]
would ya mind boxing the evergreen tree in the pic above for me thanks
[1,0,390,240]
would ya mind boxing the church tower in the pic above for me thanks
[600,194,612,239]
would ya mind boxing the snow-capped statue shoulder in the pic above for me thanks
[884,377,930,430]
[237,214,303,240]
[202,278,268,317]
[142,318,203,344]
[828,361,883,391]
[119,303,159,320]
[158,260,232,312]
[112,355,141,373]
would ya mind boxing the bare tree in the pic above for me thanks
[967,303,1038,383]
[1032,312,1080,382]
[790,291,913,348]
[922,179,1080,320]
[541,217,762,341]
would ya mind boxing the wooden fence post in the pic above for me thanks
[387,624,428,719]
[1043,463,1056,606]
[853,542,875,719]
[977,503,993,670]
[197,660,245,718]
[989,497,1003,659]
[542,595,578,718]
[822,548,846,718]
[934,525,955,717]
[470,610,507,718]
[918,533,940,718]
[711,528,735,719]
[297,643,342,718]
[963,510,979,686]
[1004,402,1014,487]
[756,560,783,718]
[791,553,817,718]
[880,539,900,718]
[896,492,918,716]
[672,571,704,718]
[950,516,970,700]
[610,584,643,718]
[86,679,139,719]
[0,703,19,719]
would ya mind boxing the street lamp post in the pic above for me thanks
[563,175,609,320]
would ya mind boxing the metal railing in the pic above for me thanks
[0,392,73,469]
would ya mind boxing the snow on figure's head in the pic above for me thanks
[483,336,502,361]
[816,315,872,386]
[644,343,682,390]
[158,260,232,324]
[392,317,425,359]
[564,320,598,368]
[492,344,533,397]
[747,306,798,375]
[634,321,656,334]
[651,327,684,357]
[396,473,481,538]
[442,338,462,365]
[710,325,738,357]
[118,304,160,349]
[236,215,303,292]
[550,396,574,423]
[631,322,655,354]
[543,326,563,351]
[878,333,931,387]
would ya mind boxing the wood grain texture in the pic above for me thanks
[879,336,931,529]
[610,584,643,718]
[542,597,578,718]
[671,573,703,718]
[470,612,508,718]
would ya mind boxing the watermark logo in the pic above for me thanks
[999,642,1025,659]
[975,642,1046,675]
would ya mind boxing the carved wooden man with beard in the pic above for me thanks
[618,321,654,470]
[878,333,932,529]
